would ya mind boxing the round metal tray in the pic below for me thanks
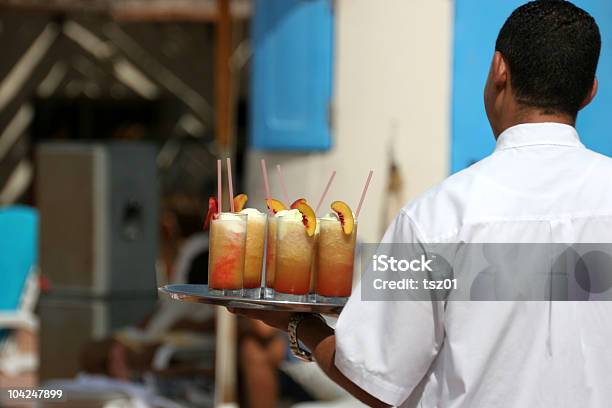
[159,284,346,315]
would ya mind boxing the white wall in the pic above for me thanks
[246,0,453,242]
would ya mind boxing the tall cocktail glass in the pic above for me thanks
[240,209,267,298]
[308,227,320,302]
[263,216,278,299]
[316,218,357,302]
[274,214,315,302]
[208,212,247,296]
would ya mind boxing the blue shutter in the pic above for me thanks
[250,0,334,151]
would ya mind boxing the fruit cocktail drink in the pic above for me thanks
[263,198,288,299]
[208,212,247,296]
[273,203,317,302]
[316,217,357,301]
[240,208,267,298]
[316,201,357,302]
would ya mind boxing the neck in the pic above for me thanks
[494,108,576,138]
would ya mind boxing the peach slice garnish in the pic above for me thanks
[331,200,355,235]
[203,197,218,229]
[266,198,287,214]
[233,194,248,212]
[295,201,317,237]
[290,198,307,209]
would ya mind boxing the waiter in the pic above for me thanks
[235,1,612,407]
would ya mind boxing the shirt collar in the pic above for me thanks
[495,122,584,152]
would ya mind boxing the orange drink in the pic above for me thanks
[316,217,357,301]
[308,226,320,301]
[263,216,278,298]
[274,210,315,301]
[208,212,247,296]
[240,208,267,298]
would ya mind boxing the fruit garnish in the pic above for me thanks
[295,201,317,237]
[203,197,218,229]
[233,194,248,212]
[290,198,307,209]
[266,198,287,214]
[331,200,355,235]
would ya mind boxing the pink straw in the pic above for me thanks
[315,170,336,214]
[355,170,373,219]
[227,157,235,212]
[261,159,273,215]
[217,159,222,213]
[276,164,290,204]
[260,159,271,200]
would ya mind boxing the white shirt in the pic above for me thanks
[335,123,612,408]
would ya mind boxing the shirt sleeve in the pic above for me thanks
[334,210,445,406]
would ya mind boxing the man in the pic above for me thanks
[236,1,612,407]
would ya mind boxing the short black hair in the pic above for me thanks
[495,0,601,116]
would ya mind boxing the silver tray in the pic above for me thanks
[159,284,345,315]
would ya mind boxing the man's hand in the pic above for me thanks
[227,308,291,331]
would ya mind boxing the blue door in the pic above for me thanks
[250,0,334,151]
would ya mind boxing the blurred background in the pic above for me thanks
[0,0,610,407]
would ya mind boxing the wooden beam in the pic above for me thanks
[0,0,252,21]
[214,0,233,149]
[111,0,252,22]
[0,0,108,13]
[214,308,238,406]
[213,2,237,403]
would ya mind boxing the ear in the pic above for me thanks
[491,51,509,90]
[579,77,598,110]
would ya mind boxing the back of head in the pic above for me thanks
[496,0,601,117]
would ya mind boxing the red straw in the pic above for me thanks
[315,170,336,214]
[217,159,222,213]
[261,159,271,200]
[227,157,235,212]
[355,170,373,219]
[276,164,290,204]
